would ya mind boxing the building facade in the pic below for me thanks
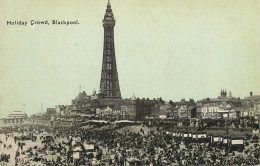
[197,89,242,119]
[121,95,156,120]
[242,92,260,118]
[3,111,28,125]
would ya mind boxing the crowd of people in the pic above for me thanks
[0,121,259,166]
[144,117,257,129]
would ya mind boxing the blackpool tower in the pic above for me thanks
[99,0,121,99]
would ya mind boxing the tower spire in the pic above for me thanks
[100,1,121,99]
[107,0,111,7]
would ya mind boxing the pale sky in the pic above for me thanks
[0,0,259,117]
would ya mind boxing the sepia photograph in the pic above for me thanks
[0,0,259,165]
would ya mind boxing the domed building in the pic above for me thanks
[72,91,90,105]
[71,91,92,113]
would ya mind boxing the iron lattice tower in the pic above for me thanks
[99,0,121,99]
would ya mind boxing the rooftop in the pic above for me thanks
[7,111,27,119]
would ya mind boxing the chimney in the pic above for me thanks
[250,91,253,96]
